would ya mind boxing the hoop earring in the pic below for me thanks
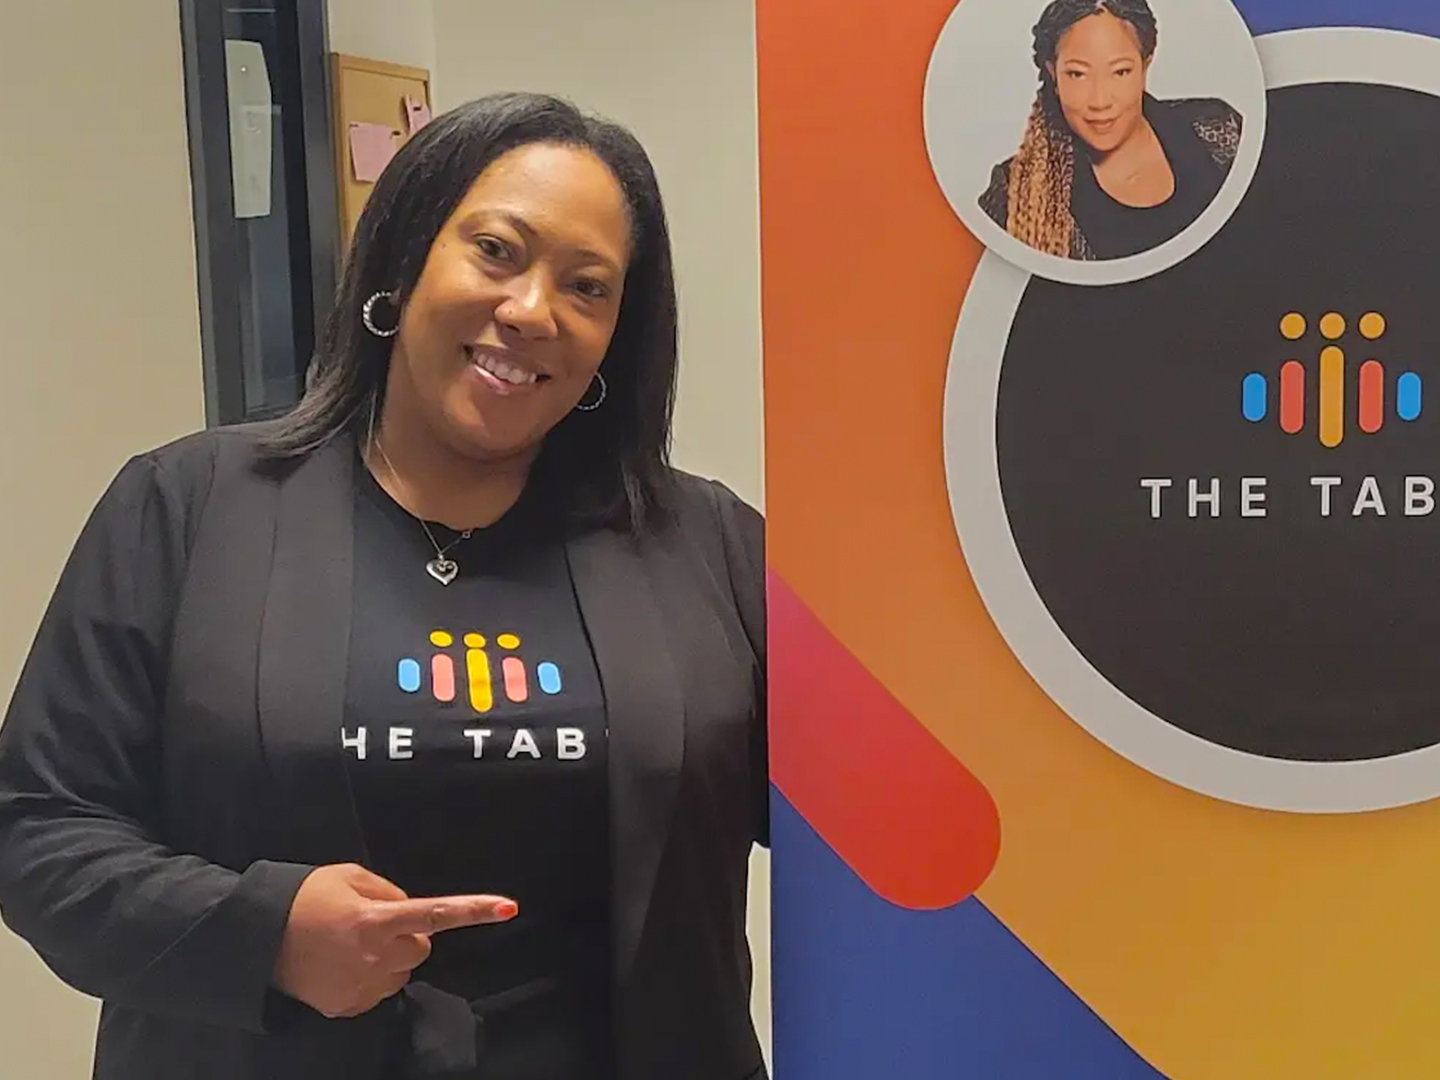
[575,372,607,412]
[362,291,401,338]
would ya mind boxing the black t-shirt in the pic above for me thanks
[343,464,612,1079]
[1071,96,1226,261]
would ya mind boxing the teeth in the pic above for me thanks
[493,361,530,385]
[471,349,537,386]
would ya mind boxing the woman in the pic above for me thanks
[979,0,1243,261]
[0,93,767,1080]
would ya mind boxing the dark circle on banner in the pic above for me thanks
[997,82,1440,763]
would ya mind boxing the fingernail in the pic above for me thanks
[495,900,518,919]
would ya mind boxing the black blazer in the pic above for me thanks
[0,425,768,1080]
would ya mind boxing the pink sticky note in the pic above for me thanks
[349,121,398,183]
[405,96,433,135]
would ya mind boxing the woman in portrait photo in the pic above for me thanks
[979,0,1243,261]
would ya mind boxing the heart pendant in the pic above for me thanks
[426,558,459,586]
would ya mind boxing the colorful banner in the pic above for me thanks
[759,2,1440,1076]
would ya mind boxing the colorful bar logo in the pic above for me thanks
[1242,311,1422,447]
[398,630,563,714]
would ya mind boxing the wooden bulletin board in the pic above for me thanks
[330,53,432,247]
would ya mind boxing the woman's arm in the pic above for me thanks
[0,454,312,1033]
[706,481,769,849]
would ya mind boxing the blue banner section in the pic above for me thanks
[1236,0,1440,36]
[770,793,1168,1080]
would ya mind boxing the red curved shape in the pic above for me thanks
[768,572,1002,910]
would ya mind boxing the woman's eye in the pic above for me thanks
[572,279,610,300]
[476,236,510,260]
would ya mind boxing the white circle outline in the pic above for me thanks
[922,0,1268,287]
[945,29,1440,814]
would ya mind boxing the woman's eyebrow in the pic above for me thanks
[484,211,623,272]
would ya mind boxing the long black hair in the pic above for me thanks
[260,92,679,534]
[1004,0,1158,255]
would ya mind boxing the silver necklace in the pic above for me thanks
[366,405,472,586]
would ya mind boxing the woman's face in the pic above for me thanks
[388,142,632,463]
[1048,11,1150,155]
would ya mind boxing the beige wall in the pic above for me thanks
[430,0,770,1057]
[0,1,207,1076]
[327,0,437,73]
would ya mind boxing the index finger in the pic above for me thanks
[368,895,519,936]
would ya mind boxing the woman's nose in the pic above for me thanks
[496,271,559,340]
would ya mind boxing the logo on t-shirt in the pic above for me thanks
[341,629,584,764]
[398,629,563,714]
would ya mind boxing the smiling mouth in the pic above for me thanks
[464,345,551,388]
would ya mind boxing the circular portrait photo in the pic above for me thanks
[925,0,1267,287]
